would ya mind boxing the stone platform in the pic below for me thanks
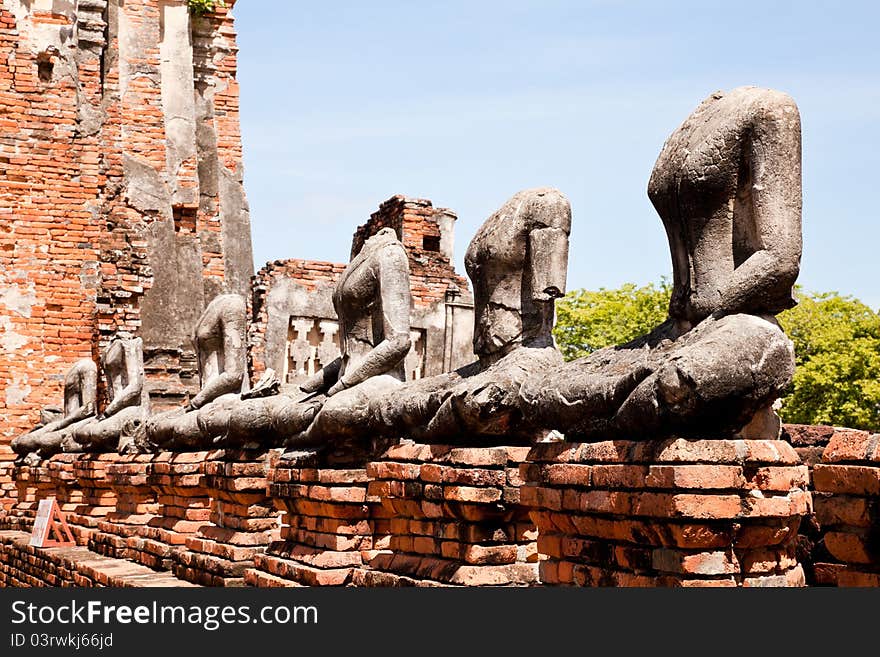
[522,438,811,586]
[812,429,880,586]
[8,428,880,588]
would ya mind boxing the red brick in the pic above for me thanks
[813,464,880,495]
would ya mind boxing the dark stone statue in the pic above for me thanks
[71,337,148,452]
[12,358,98,459]
[373,187,571,445]
[213,227,413,449]
[144,293,248,450]
[519,86,802,440]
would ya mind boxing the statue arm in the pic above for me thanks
[102,339,144,418]
[715,96,802,316]
[63,363,98,425]
[300,357,342,394]
[327,246,412,396]
[189,313,247,410]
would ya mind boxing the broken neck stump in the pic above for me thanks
[522,435,811,586]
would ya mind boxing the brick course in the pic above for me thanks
[812,428,880,586]
[522,438,811,586]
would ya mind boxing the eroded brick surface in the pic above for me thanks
[812,428,880,586]
[523,438,811,587]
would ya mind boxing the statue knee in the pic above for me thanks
[12,434,32,455]
[271,400,318,436]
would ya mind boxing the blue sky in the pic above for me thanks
[234,1,880,307]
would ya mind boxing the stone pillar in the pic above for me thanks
[522,437,811,587]
[812,429,880,586]
[177,449,278,587]
[248,451,375,587]
[361,444,538,587]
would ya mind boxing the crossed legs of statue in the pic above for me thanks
[71,406,144,452]
[370,345,564,446]
[519,313,794,440]
[15,416,97,459]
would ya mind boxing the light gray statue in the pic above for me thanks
[520,86,802,440]
[371,187,571,445]
[71,337,147,453]
[216,227,413,448]
[12,358,98,459]
[144,293,248,450]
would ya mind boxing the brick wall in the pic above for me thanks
[351,196,470,308]
[0,1,253,456]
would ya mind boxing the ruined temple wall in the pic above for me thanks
[248,258,346,382]
[0,1,252,454]
[248,195,475,385]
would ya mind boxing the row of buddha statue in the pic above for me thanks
[13,86,803,461]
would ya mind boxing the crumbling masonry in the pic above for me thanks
[1,2,878,588]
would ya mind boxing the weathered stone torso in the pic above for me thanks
[333,233,409,382]
[648,86,800,326]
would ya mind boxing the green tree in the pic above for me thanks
[187,0,225,16]
[552,280,671,360]
[777,290,880,430]
[553,283,880,431]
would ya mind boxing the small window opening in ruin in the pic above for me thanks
[173,205,198,233]
[422,235,441,252]
[37,54,54,83]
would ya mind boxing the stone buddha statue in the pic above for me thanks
[12,358,98,460]
[373,187,572,445]
[215,227,413,449]
[144,293,249,450]
[519,86,802,440]
[71,337,148,452]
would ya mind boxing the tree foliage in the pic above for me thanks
[552,280,671,361]
[187,0,225,16]
[553,283,880,431]
[777,291,880,430]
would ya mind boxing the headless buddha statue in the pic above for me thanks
[520,87,802,440]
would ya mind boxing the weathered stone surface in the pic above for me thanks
[375,188,571,445]
[12,359,98,459]
[520,87,802,441]
[144,294,248,450]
